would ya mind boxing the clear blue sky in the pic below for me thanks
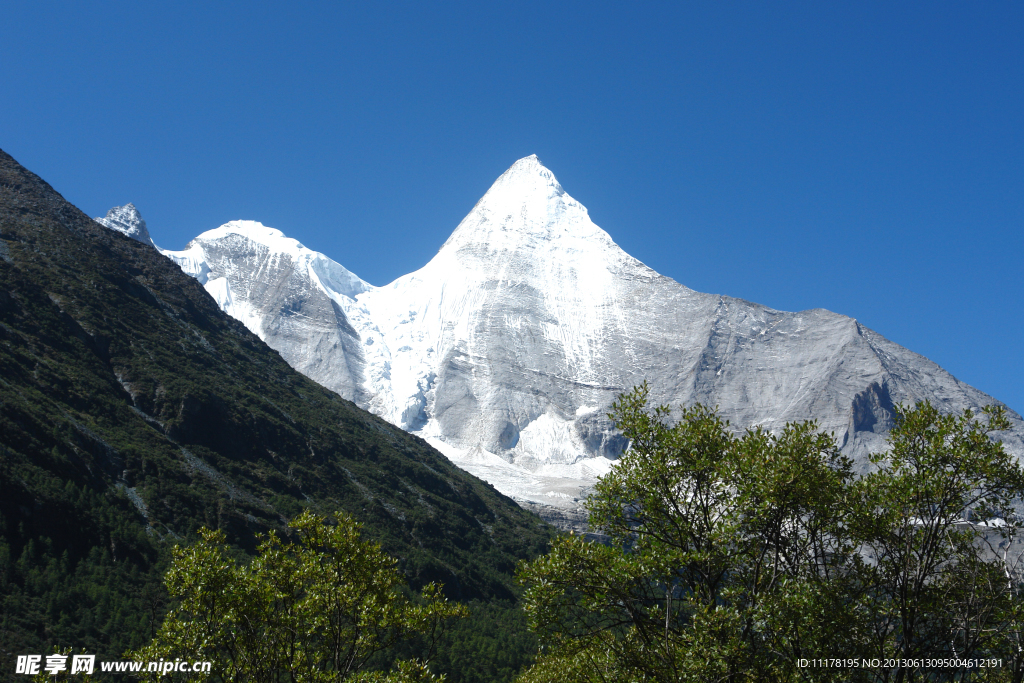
[2,2,1021,414]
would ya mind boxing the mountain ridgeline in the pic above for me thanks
[152,155,1024,520]
[0,149,553,676]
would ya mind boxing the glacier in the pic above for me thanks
[100,155,1024,524]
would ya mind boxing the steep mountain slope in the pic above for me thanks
[0,148,552,664]
[153,155,1024,515]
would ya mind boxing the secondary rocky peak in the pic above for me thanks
[162,219,370,314]
[95,203,156,248]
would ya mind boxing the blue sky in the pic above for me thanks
[2,1,1021,414]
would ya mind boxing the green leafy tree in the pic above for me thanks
[517,385,1024,683]
[131,510,467,683]
[851,402,1024,682]
[517,384,857,682]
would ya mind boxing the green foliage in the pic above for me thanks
[0,475,168,664]
[413,601,539,683]
[851,402,1024,680]
[132,510,468,682]
[518,383,1024,683]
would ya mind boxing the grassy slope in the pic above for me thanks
[0,149,552,676]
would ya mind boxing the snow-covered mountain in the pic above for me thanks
[95,203,157,248]
[100,156,1024,520]
[163,222,372,403]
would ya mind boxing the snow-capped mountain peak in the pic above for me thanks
[196,220,303,252]
[438,155,620,267]
[353,156,653,448]
[103,155,1024,524]
[488,154,565,199]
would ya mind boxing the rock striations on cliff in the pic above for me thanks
[104,155,1024,516]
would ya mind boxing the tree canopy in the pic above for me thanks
[517,384,1024,683]
[132,510,467,683]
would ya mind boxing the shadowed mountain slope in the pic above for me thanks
[0,149,552,665]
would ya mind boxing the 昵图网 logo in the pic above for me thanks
[15,654,212,675]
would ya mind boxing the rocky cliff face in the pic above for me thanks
[107,156,1024,513]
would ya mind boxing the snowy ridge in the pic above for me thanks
[164,220,368,298]
[106,155,1024,514]
[161,221,375,402]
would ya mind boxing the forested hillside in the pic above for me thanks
[0,149,552,679]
